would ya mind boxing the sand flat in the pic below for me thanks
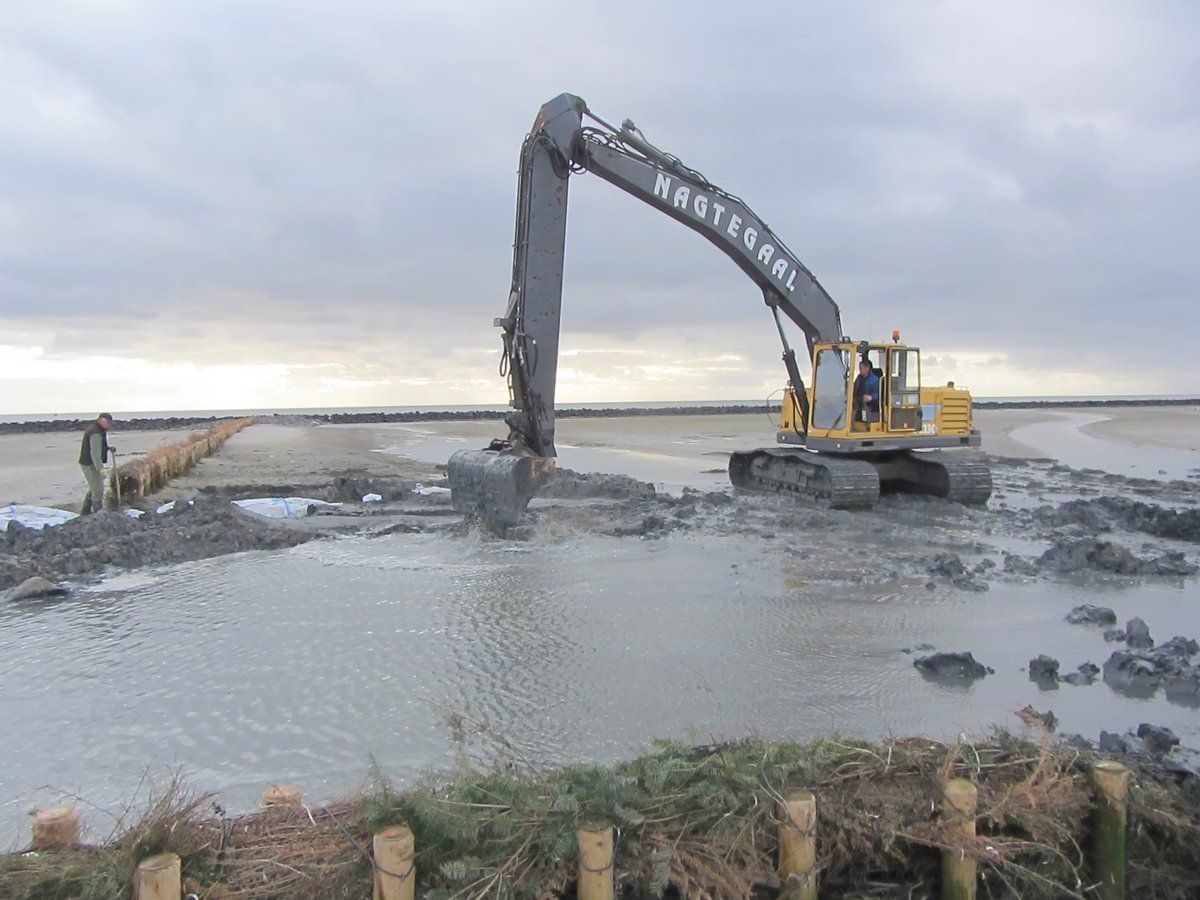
[2,405,1197,510]
[0,428,194,509]
[1080,404,1200,453]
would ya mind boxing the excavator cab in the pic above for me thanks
[778,338,979,451]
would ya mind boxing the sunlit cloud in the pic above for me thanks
[0,1,1196,412]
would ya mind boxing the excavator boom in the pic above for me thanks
[493,93,842,460]
[449,94,988,526]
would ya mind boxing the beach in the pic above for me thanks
[1,402,1199,852]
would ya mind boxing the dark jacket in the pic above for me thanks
[854,371,880,413]
[79,422,110,467]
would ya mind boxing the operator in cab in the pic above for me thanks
[854,357,880,424]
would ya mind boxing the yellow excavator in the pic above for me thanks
[448,94,991,525]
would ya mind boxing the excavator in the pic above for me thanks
[448,94,991,526]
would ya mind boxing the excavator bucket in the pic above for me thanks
[447,449,555,527]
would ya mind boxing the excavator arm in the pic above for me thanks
[451,93,845,525]
[499,93,843,457]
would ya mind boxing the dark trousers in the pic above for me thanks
[81,465,105,514]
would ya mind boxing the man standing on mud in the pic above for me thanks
[79,413,113,514]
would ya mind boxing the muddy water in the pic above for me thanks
[1011,412,1200,480]
[3,525,1198,845]
[376,423,736,494]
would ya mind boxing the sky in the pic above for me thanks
[1,0,1198,414]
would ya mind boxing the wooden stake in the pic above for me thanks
[133,853,181,900]
[31,807,80,849]
[1092,760,1129,900]
[577,822,615,900]
[372,824,415,900]
[777,789,818,900]
[941,778,977,900]
[260,784,302,807]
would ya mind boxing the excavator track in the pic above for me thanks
[879,451,993,505]
[728,447,880,509]
[728,448,992,508]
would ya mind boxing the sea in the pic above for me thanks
[1,394,1197,424]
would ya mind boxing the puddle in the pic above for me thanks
[379,427,731,493]
[1011,413,1199,480]
[2,528,1196,845]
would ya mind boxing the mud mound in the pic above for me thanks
[1037,538,1196,575]
[1036,497,1200,542]
[913,651,992,680]
[537,467,657,500]
[0,500,313,589]
[1065,604,1117,625]
[196,475,413,503]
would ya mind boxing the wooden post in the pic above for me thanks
[133,853,181,900]
[577,822,614,900]
[941,778,977,900]
[1092,760,1129,900]
[777,789,817,900]
[373,824,415,900]
[31,807,81,849]
[261,784,302,807]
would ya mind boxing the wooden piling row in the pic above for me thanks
[577,822,615,900]
[26,759,1134,898]
[1092,760,1129,900]
[373,825,415,900]
[133,853,181,900]
[940,779,978,900]
[112,416,252,501]
[31,807,80,850]
[778,789,818,899]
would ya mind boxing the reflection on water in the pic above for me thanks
[2,530,1198,845]
[1010,413,1199,480]
[377,428,732,494]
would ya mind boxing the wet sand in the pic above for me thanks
[2,402,1200,849]
[0,428,195,509]
[1081,404,1200,453]
[2,405,1194,509]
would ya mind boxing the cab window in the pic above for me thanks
[812,349,849,429]
[889,349,920,401]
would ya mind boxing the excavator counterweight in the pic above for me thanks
[448,95,990,526]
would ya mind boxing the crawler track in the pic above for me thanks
[728,447,880,509]
[884,451,993,505]
[728,447,992,508]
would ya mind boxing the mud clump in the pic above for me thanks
[913,651,991,680]
[1125,616,1153,649]
[1016,704,1057,730]
[1029,655,1060,682]
[1037,538,1196,576]
[1036,496,1200,543]
[1103,636,1200,698]
[927,553,965,577]
[605,514,675,539]
[1065,604,1117,626]
[1,575,67,602]
[924,553,989,591]
[538,468,657,501]
[1061,662,1100,686]
[0,500,313,589]
[1138,724,1181,756]
[1002,552,1039,576]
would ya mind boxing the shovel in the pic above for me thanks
[447,447,554,527]
[110,448,121,508]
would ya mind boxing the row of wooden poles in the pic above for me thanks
[27,761,1131,900]
[113,416,252,500]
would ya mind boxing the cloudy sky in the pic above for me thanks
[1,0,1197,414]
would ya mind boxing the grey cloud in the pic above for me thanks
[1,0,1197,405]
